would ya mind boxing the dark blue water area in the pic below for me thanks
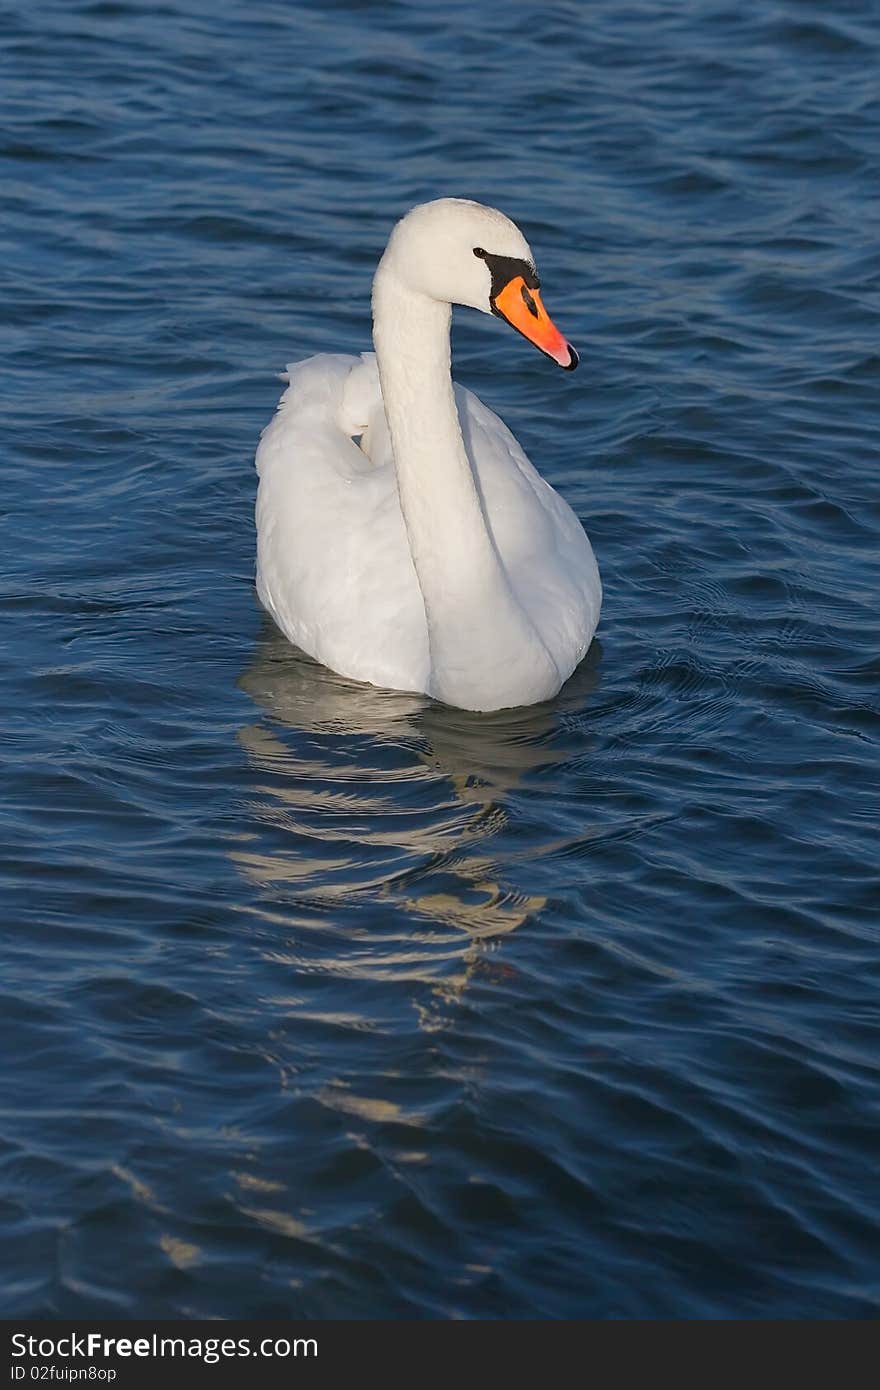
[2,0,880,1319]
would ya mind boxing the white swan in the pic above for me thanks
[254,198,601,712]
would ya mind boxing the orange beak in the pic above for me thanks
[491,275,578,370]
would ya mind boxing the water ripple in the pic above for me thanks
[1,0,879,1320]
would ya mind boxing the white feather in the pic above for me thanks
[255,199,601,711]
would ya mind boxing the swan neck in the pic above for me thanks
[371,266,558,709]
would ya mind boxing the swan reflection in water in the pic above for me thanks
[235,620,602,1010]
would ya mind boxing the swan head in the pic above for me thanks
[376,198,578,371]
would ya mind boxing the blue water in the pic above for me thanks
[2,0,879,1319]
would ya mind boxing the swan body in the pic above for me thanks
[255,198,601,712]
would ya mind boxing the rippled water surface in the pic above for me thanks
[3,0,880,1318]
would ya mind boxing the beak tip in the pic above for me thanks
[561,344,579,371]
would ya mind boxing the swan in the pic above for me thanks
[254,197,601,712]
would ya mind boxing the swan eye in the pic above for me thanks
[473,246,487,258]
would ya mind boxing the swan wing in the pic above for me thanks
[455,383,602,680]
[255,354,430,692]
